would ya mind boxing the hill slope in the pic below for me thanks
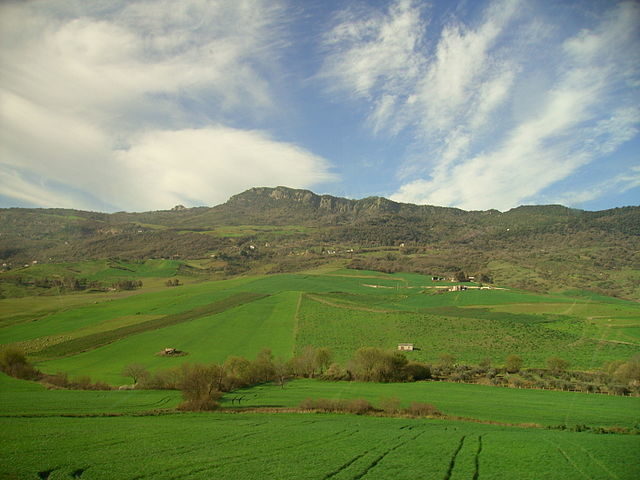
[1,186,638,298]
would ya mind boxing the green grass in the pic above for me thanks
[0,373,181,416]
[0,276,257,345]
[0,413,638,479]
[295,294,637,368]
[2,269,638,382]
[222,379,640,429]
[31,292,267,359]
[38,292,301,384]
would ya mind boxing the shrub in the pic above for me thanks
[405,402,441,417]
[547,357,570,374]
[178,363,224,411]
[405,362,431,381]
[379,396,401,414]
[321,363,350,381]
[505,354,523,373]
[0,348,41,380]
[299,397,374,415]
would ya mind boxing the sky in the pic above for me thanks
[0,0,638,213]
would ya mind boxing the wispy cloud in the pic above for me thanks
[322,0,639,210]
[0,0,335,211]
[541,165,640,206]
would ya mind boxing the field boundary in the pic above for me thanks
[31,292,268,359]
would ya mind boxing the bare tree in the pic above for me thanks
[122,363,148,385]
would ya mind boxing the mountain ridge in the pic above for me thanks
[1,186,638,300]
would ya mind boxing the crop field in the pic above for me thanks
[0,268,637,384]
[1,411,638,479]
[40,292,300,384]
[0,373,181,416]
[1,265,639,479]
[222,379,640,428]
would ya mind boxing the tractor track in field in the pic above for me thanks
[545,439,593,480]
[351,431,425,479]
[443,435,466,480]
[305,294,394,313]
[473,435,483,480]
[323,451,371,479]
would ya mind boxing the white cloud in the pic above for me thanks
[541,166,640,207]
[323,0,639,210]
[111,127,336,211]
[321,0,426,134]
[0,0,335,211]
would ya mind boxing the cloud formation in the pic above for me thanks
[322,0,639,210]
[0,0,334,211]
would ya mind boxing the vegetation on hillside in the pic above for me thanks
[2,186,638,299]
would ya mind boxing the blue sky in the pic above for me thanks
[0,0,638,212]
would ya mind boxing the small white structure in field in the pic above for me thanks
[398,343,414,351]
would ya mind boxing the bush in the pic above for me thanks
[0,348,41,380]
[379,396,401,414]
[547,357,569,374]
[299,397,374,415]
[405,402,441,417]
[178,363,224,410]
[405,362,431,381]
[505,354,523,373]
[321,363,350,381]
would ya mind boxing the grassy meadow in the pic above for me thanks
[1,265,639,479]
[0,267,637,384]
[1,407,638,479]
[222,379,640,428]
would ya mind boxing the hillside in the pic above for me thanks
[1,186,639,299]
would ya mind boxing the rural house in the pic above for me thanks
[397,343,414,351]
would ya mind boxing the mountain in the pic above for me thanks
[1,186,639,299]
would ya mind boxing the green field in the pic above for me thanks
[0,268,637,384]
[222,379,640,428]
[0,373,181,416]
[1,265,640,479]
[1,372,639,480]
[1,410,638,479]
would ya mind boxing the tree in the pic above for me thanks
[315,347,332,375]
[273,359,291,389]
[178,363,223,411]
[479,357,492,369]
[0,347,40,380]
[454,270,468,282]
[546,357,569,374]
[122,363,148,385]
[505,354,523,373]
[438,353,456,368]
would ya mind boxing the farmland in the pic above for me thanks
[222,379,640,429]
[1,264,639,479]
[1,408,638,479]
[0,269,633,384]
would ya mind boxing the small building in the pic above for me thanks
[398,343,414,351]
[432,276,445,281]
[163,347,177,355]
[449,285,468,292]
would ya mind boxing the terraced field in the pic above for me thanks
[1,264,639,479]
[0,268,637,384]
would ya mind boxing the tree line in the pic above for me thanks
[2,346,638,414]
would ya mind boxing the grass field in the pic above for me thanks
[0,373,181,416]
[222,379,640,429]
[1,411,638,479]
[40,292,300,384]
[1,268,638,384]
